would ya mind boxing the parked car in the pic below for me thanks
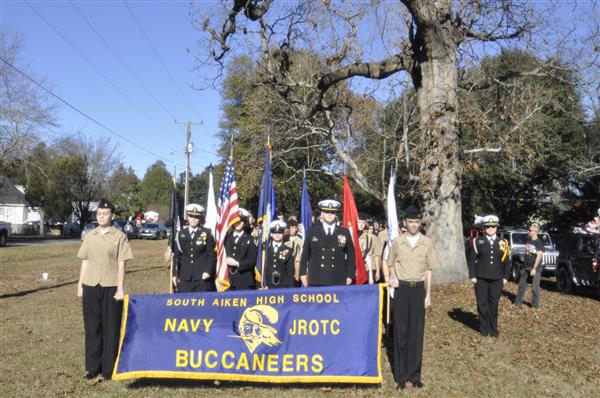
[138,223,167,240]
[0,221,11,247]
[80,221,123,241]
[499,227,559,281]
[117,220,138,240]
[554,233,600,295]
[61,221,80,237]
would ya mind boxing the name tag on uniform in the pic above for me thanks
[312,237,319,242]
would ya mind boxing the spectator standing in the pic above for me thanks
[514,223,544,308]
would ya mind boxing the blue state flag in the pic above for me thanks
[256,146,277,287]
[300,167,312,242]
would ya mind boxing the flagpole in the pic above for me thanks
[169,177,176,294]
[263,137,271,288]
[386,285,391,325]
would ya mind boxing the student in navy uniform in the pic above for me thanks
[264,220,295,288]
[300,199,355,287]
[468,215,510,337]
[225,208,257,290]
[386,205,438,390]
[76,199,133,384]
[172,204,216,292]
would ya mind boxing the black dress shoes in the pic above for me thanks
[396,381,406,390]
[413,381,424,388]
[83,372,99,380]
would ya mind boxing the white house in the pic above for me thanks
[0,177,41,232]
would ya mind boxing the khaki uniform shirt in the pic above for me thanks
[359,232,382,271]
[77,226,133,287]
[284,235,303,262]
[377,229,388,256]
[387,233,438,282]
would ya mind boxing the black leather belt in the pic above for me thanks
[398,280,424,287]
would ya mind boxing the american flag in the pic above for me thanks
[215,159,240,291]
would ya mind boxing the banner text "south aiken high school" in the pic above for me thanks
[165,292,341,307]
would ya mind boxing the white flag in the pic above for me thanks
[385,167,399,260]
[204,167,217,236]
[385,168,399,298]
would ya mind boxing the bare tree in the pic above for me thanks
[1,30,57,165]
[194,0,598,282]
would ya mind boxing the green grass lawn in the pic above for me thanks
[1,240,599,397]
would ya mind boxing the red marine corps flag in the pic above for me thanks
[215,157,240,291]
[343,176,368,285]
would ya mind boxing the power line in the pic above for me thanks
[68,0,178,125]
[25,0,179,143]
[122,0,202,119]
[1,55,183,167]
[462,195,599,203]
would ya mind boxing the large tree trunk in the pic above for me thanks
[411,1,468,282]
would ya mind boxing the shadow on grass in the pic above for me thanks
[502,289,517,303]
[512,279,599,302]
[447,308,478,332]
[126,378,381,390]
[0,266,165,299]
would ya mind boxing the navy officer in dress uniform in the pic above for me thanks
[300,199,356,287]
[225,208,258,290]
[264,220,295,288]
[468,214,510,337]
[172,204,216,292]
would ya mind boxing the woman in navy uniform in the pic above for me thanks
[265,220,295,288]
[225,208,257,290]
[172,204,216,292]
[468,215,510,337]
[300,199,355,287]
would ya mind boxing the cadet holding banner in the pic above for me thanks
[387,205,437,390]
[77,199,133,385]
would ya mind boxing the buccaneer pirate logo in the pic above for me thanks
[236,305,282,353]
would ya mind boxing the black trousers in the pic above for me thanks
[179,278,215,292]
[474,278,502,336]
[392,282,425,384]
[82,284,123,378]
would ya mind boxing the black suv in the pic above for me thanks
[555,233,600,295]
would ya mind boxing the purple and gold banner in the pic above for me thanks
[113,284,383,383]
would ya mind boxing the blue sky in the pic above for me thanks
[2,0,220,178]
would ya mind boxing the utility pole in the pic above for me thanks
[175,120,203,210]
